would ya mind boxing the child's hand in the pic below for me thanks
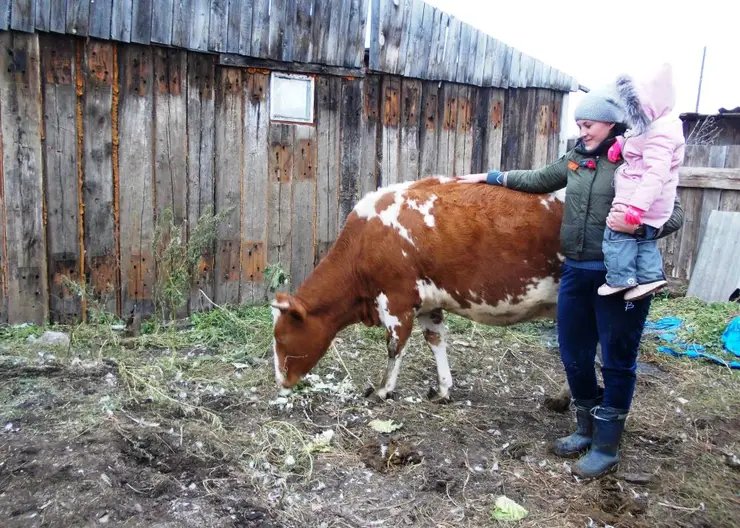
[607,141,622,163]
[625,206,645,225]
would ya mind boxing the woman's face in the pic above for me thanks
[576,120,615,151]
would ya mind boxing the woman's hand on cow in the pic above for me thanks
[456,173,488,184]
[607,203,639,234]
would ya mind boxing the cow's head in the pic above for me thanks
[270,293,334,393]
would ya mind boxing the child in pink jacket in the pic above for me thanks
[598,63,686,301]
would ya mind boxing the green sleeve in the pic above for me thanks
[496,156,569,194]
[656,195,684,239]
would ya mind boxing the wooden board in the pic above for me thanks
[189,0,212,52]
[186,52,216,312]
[339,78,362,224]
[289,124,316,291]
[293,0,313,63]
[0,89,5,321]
[10,0,34,32]
[241,71,269,304]
[686,211,740,302]
[678,167,740,190]
[267,123,293,290]
[118,44,155,317]
[66,0,90,36]
[0,1,9,31]
[131,0,152,44]
[484,88,505,169]
[380,75,400,185]
[675,187,703,282]
[250,0,270,59]
[151,0,174,45]
[208,0,228,52]
[82,40,118,317]
[532,89,551,169]
[40,36,81,323]
[418,80,439,178]
[358,75,380,199]
[470,87,488,174]
[111,0,134,42]
[214,66,243,305]
[35,0,51,32]
[399,78,420,182]
[436,82,457,176]
[315,76,340,265]
[171,0,192,48]
[454,84,474,175]
[0,32,49,324]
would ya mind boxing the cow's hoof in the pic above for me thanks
[544,395,570,413]
[427,387,452,404]
[365,387,396,402]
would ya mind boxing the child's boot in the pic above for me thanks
[624,280,667,301]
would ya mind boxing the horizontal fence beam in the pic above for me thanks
[218,53,365,78]
[678,167,740,191]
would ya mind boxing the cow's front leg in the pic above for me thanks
[418,309,453,404]
[371,311,414,402]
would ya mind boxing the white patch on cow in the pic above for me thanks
[271,307,281,324]
[273,341,285,386]
[354,181,416,246]
[376,353,405,399]
[406,195,437,227]
[540,198,550,210]
[557,253,566,262]
[468,290,479,300]
[418,313,453,399]
[415,276,558,326]
[402,250,408,258]
[376,293,401,340]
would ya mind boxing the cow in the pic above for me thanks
[270,175,572,410]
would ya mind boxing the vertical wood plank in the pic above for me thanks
[119,44,155,317]
[719,146,740,212]
[66,0,91,36]
[500,88,519,170]
[399,78,420,181]
[111,0,133,42]
[358,74,380,198]
[214,66,243,305]
[151,0,174,45]
[0,94,6,321]
[208,0,228,52]
[293,0,313,63]
[418,80,438,178]
[354,0,370,68]
[35,0,51,32]
[675,187,703,281]
[171,0,192,48]
[443,17,461,82]
[250,0,270,58]
[268,0,292,62]
[454,23,472,84]
[368,0,381,71]
[10,0,35,32]
[40,36,82,323]
[225,0,243,53]
[89,0,114,39]
[343,0,362,68]
[310,0,328,64]
[470,87,488,174]
[380,75,400,185]
[82,40,118,316]
[289,124,316,291]
[315,76,340,265]
[323,0,344,66]
[0,32,49,324]
[241,71,269,304]
[236,0,253,56]
[482,37,496,87]
[410,1,433,79]
[189,0,211,51]
[395,0,413,77]
[436,82,457,175]
[381,0,405,75]
[0,1,9,31]
[532,89,551,169]
[267,123,293,290]
[402,0,423,78]
[339,78,362,224]
[484,88,505,169]
[453,84,471,176]
[472,30,487,87]
[131,0,153,44]
[282,0,296,63]
[186,52,216,312]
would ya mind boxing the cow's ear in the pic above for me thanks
[271,294,307,322]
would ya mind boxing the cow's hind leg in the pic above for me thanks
[418,309,453,404]
[371,312,414,401]
[544,380,572,412]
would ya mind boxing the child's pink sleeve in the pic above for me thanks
[625,128,676,212]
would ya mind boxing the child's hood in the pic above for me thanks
[615,63,677,136]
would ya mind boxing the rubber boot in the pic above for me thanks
[572,405,628,478]
[550,387,603,458]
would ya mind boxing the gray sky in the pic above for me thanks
[419,0,740,137]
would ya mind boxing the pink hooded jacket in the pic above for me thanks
[612,63,686,229]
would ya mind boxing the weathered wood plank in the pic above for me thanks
[0,95,6,321]
[343,0,362,67]
[10,0,34,32]
[236,0,253,56]
[82,40,118,317]
[382,0,405,75]
[410,1,433,79]
[310,0,329,64]
[315,76,340,265]
[678,167,740,190]
[225,0,243,53]
[189,0,210,51]
[418,80,439,177]
[500,88,519,170]
[89,0,114,39]
[436,82,457,175]
[282,0,297,63]
[354,0,370,68]
[423,7,442,79]
[267,123,293,291]
[454,22,472,84]
[471,30,487,87]
[453,84,471,175]
[66,0,90,37]
[359,74,380,198]
[443,16,461,82]
[268,0,287,61]
[240,71,269,304]
[402,0,424,78]
[219,53,365,78]
[686,210,740,302]
[131,0,152,44]
[380,75,401,185]
[208,0,228,52]
[214,67,243,305]
[186,52,216,312]
[323,0,345,66]
[470,87,488,173]
[0,1,9,31]
[368,0,382,70]
[250,0,270,58]
[111,0,133,42]
[40,36,81,323]
[339,78,362,223]
[675,187,703,282]
[399,78,420,181]
[0,32,48,324]
[35,0,51,32]
[171,0,192,48]
[293,0,313,63]
[290,124,316,291]
[725,145,740,169]
[119,44,155,317]
[484,88,505,169]
[532,89,551,169]
[151,0,174,45]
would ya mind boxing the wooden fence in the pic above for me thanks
[0,31,567,325]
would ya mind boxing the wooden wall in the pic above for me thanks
[0,32,565,325]
[659,145,740,281]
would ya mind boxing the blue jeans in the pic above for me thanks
[602,226,665,288]
[557,264,652,410]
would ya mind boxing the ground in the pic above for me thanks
[1,293,739,528]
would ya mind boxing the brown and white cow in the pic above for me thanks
[271,175,570,407]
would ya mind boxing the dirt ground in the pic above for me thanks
[1,295,739,527]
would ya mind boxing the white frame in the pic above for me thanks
[269,72,315,124]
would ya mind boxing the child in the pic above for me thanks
[598,63,686,301]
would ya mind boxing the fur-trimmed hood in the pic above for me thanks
[616,63,677,136]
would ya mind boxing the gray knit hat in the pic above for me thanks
[573,86,626,124]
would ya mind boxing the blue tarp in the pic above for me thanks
[644,316,740,370]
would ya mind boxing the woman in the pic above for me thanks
[458,86,684,478]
